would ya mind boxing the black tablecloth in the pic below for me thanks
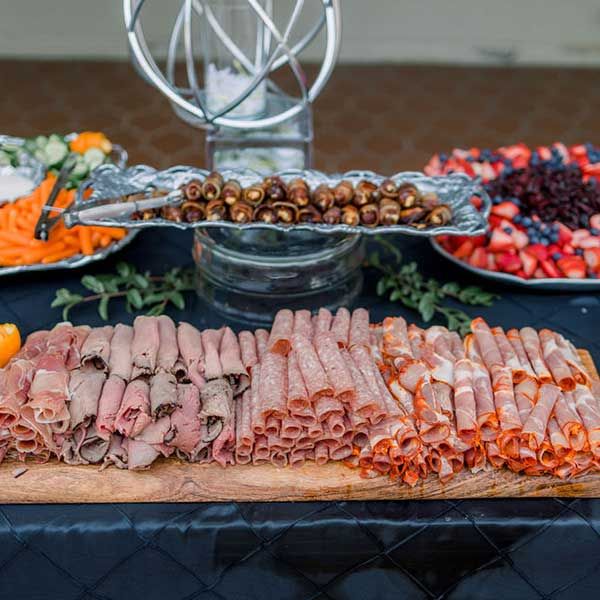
[1,229,599,600]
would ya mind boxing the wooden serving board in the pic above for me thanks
[0,350,598,504]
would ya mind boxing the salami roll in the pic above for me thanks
[424,326,455,362]
[522,383,560,450]
[258,351,287,419]
[513,377,538,424]
[291,333,333,402]
[289,402,317,427]
[330,307,351,348]
[281,416,302,440]
[315,308,333,334]
[293,310,313,340]
[287,350,310,412]
[471,318,503,370]
[268,309,294,355]
[201,329,224,380]
[348,308,370,349]
[265,416,281,436]
[255,329,269,360]
[313,394,344,422]
[250,364,265,435]
[314,332,356,403]
[554,333,589,385]
[239,331,258,373]
[448,332,465,360]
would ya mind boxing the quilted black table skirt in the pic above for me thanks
[1,499,599,600]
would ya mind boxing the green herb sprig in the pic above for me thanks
[51,262,195,321]
[369,237,498,335]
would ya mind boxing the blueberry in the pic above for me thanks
[540,236,550,246]
[503,167,513,175]
[493,196,502,205]
[511,197,521,206]
[529,234,539,244]
[550,233,559,243]
[580,214,589,227]
[466,156,475,162]
[552,252,562,261]
[575,248,584,256]
[585,142,594,152]
[439,152,448,162]
[513,214,522,224]
[504,226,513,234]
[522,217,532,227]
[591,228,600,236]
[589,176,597,186]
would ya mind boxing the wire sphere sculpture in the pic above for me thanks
[123,0,341,130]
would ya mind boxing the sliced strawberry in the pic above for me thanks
[537,146,552,161]
[499,143,531,163]
[470,234,487,248]
[570,144,588,158]
[486,253,497,271]
[540,259,561,278]
[557,223,573,245]
[583,163,600,175]
[590,214,600,230]
[488,215,503,229]
[533,267,547,279]
[515,269,526,278]
[584,248,600,272]
[547,244,562,256]
[497,252,522,273]
[557,256,586,279]
[488,229,515,253]
[454,239,474,259]
[519,250,537,278]
[491,201,520,220]
[572,229,591,247]
[525,243,548,261]
[469,247,488,269]
[562,243,575,255]
[470,195,483,210]
[580,236,600,249]
[512,229,529,250]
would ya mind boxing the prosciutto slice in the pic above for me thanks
[108,324,133,381]
[348,308,370,349]
[220,327,248,393]
[150,371,178,418]
[239,331,258,374]
[291,333,332,401]
[115,379,152,438]
[331,307,351,348]
[156,316,179,373]
[177,322,205,388]
[454,359,478,444]
[80,326,113,371]
[314,332,356,403]
[28,354,70,425]
[471,318,503,370]
[131,316,160,378]
[46,323,90,369]
[0,358,34,428]
[16,329,48,360]
[168,383,202,458]
[201,329,224,380]
[96,375,126,440]
[539,329,576,391]
[268,309,294,355]
[68,368,106,430]
[522,384,560,450]
[520,327,552,383]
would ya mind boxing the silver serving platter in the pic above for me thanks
[64,165,491,237]
[431,238,600,291]
[0,134,135,277]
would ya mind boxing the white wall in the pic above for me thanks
[1,0,600,65]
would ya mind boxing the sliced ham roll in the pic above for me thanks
[491,327,525,381]
[506,329,536,379]
[115,379,152,438]
[177,322,205,389]
[330,307,351,348]
[314,332,356,403]
[513,377,538,423]
[291,333,332,402]
[424,326,455,362]
[168,383,203,459]
[573,383,600,457]
[62,423,110,465]
[293,310,313,340]
[555,391,587,451]
[554,333,589,385]
[28,354,70,426]
[382,317,412,362]
[131,316,160,378]
[472,362,499,441]
[395,360,428,395]
[268,309,294,355]
[201,329,224,380]
[547,417,574,461]
[149,371,178,418]
[96,375,126,440]
[521,383,560,450]
[315,308,333,334]
[471,318,503,370]
[68,368,106,430]
[99,434,128,470]
[254,329,269,359]
[520,327,552,383]
[134,415,172,445]
[81,326,113,371]
[448,332,465,361]
[414,378,451,444]
[220,327,248,394]
[127,439,161,470]
[420,343,454,386]
[258,351,287,420]
[348,308,370,349]
[453,359,478,444]
[490,365,521,459]
[46,323,90,370]
[407,324,426,359]
[0,358,34,428]
[539,329,576,391]
[239,331,258,374]
[200,378,235,449]
[156,316,178,373]
[108,324,133,381]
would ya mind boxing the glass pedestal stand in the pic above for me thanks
[193,228,364,325]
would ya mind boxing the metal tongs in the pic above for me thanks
[33,154,77,240]
[62,188,184,228]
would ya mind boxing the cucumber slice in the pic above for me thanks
[45,138,69,167]
[33,148,49,165]
[71,156,89,178]
[0,150,11,166]
[35,135,48,149]
[23,139,38,155]
[83,147,105,171]
[48,133,64,144]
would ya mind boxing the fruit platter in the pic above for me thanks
[426,143,600,289]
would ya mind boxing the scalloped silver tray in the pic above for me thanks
[431,238,600,291]
[64,165,491,237]
[0,134,135,277]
